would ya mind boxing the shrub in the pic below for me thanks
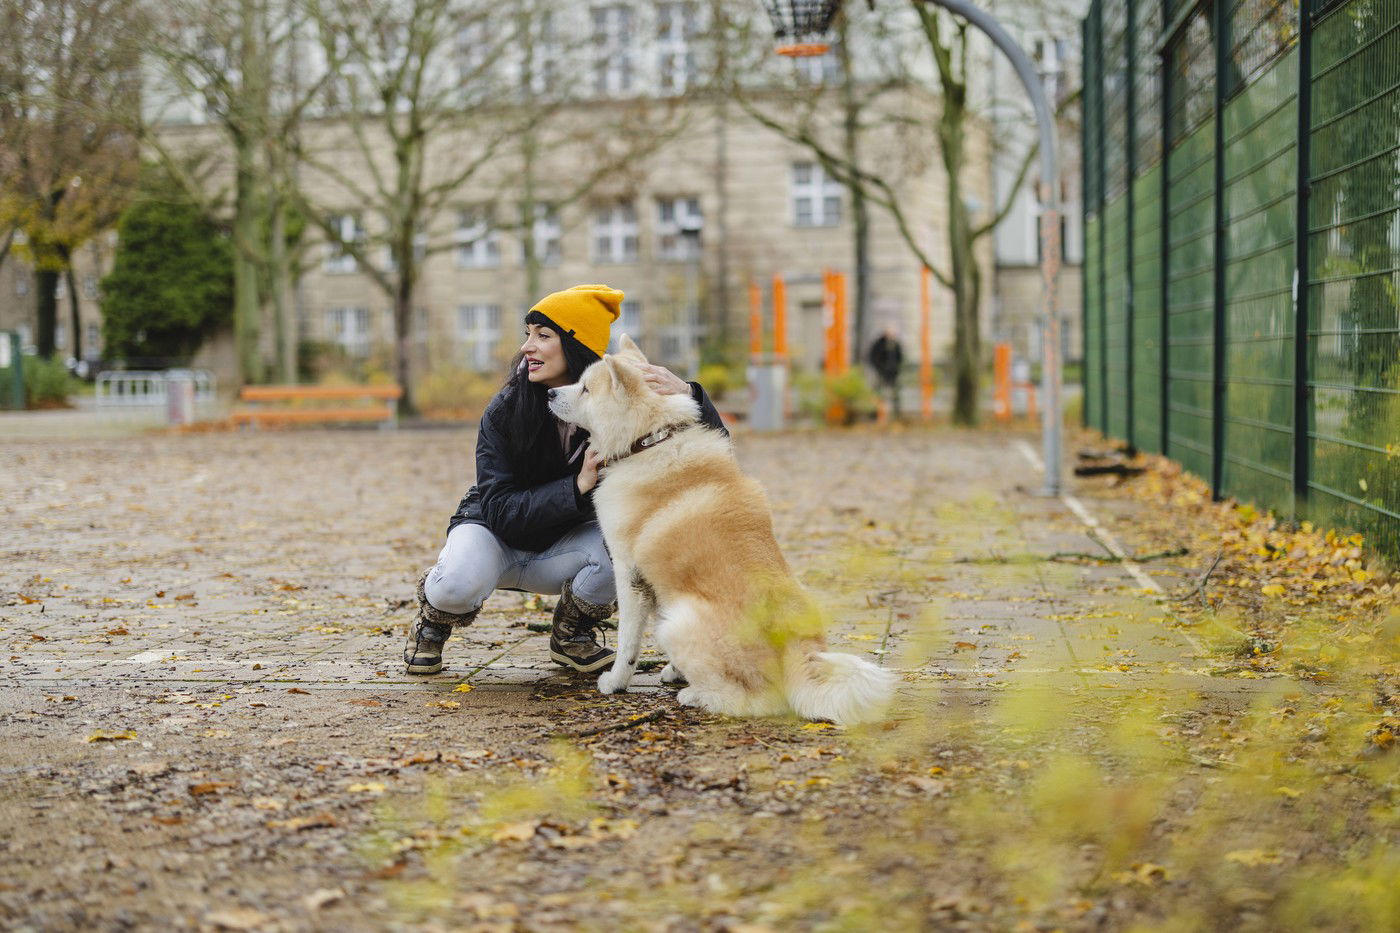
[697,363,737,400]
[101,167,234,361]
[23,355,79,409]
[795,369,878,425]
[414,367,498,420]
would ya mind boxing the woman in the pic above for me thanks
[405,284,728,675]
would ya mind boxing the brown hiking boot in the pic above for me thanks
[404,570,478,674]
[549,580,617,673]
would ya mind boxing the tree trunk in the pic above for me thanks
[270,196,295,383]
[232,172,263,383]
[394,269,415,415]
[939,81,980,426]
[521,129,541,302]
[838,16,871,351]
[231,0,266,385]
[35,268,59,359]
[711,99,731,353]
[65,262,82,363]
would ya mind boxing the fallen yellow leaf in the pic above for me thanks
[491,821,538,843]
[86,730,137,743]
[452,683,475,693]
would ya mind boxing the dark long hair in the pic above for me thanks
[495,310,602,462]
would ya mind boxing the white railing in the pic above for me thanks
[96,369,218,421]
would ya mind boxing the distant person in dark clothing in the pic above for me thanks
[868,326,904,418]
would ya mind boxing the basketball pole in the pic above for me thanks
[919,0,1064,496]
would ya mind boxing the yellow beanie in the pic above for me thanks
[530,284,623,357]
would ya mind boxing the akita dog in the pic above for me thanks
[547,336,897,725]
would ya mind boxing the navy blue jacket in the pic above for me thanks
[448,381,727,552]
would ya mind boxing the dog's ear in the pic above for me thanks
[615,333,648,364]
[603,355,643,393]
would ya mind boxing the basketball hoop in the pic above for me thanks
[762,0,844,57]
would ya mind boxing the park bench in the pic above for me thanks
[230,384,403,429]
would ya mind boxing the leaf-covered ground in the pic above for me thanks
[1,425,1395,932]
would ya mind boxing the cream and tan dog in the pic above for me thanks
[547,336,896,724]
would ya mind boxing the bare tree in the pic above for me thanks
[140,0,339,382]
[732,0,1066,425]
[0,0,141,361]
[295,0,688,412]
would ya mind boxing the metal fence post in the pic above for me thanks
[1293,0,1313,517]
[1159,26,1171,458]
[1082,13,1092,429]
[1095,0,1108,434]
[1123,0,1137,451]
[1210,0,1228,499]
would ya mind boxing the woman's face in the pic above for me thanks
[521,323,571,388]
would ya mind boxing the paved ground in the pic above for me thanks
[0,423,1298,931]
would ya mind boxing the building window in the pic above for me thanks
[593,201,638,263]
[523,203,562,266]
[55,324,67,350]
[608,300,643,350]
[458,303,502,372]
[656,196,702,260]
[327,306,370,357]
[520,10,559,96]
[592,5,634,96]
[793,46,840,85]
[791,162,842,227]
[455,206,500,269]
[455,19,490,89]
[14,274,29,297]
[655,305,700,367]
[86,323,100,352]
[324,214,365,274]
[657,2,699,94]
[83,275,99,299]
[383,232,426,273]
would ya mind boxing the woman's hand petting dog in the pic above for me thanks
[639,363,689,396]
[577,445,603,495]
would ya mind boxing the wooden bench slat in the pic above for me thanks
[239,385,403,402]
[230,406,395,424]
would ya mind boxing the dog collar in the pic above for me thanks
[605,424,684,467]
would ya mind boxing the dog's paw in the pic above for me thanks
[676,686,716,710]
[597,670,628,695]
[659,662,687,685]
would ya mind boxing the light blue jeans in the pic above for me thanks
[423,521,616,615]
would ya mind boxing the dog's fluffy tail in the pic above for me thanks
[784,643,898,725]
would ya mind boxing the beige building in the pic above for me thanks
[2,3,1000,391]
[287,97,994,385]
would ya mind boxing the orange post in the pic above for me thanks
[822,270,844,424]
[993,342,1012,422]
[920,267,934,420]
[833,272,849,374]
[771,274,788,360]
[748,279,763,359]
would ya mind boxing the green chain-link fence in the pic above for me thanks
[1082,0,1400,561]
